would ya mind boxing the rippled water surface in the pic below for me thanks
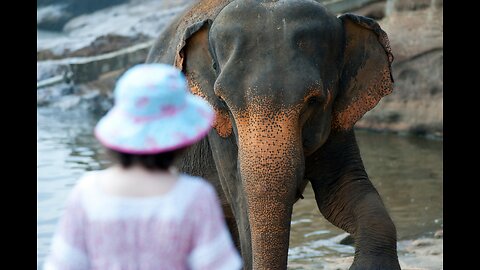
[37,107,442,269]
[288,128,443,269]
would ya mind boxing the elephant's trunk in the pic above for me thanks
[236,108,303,269]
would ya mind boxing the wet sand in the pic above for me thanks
[320,237,443,270]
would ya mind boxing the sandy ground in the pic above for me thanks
[318,234,443,270]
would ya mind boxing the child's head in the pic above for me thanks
[106,148,186,170]
[94,63,214,169]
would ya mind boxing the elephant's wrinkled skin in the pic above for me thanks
[146,0,400,269]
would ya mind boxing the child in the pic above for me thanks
[44,64,242,270]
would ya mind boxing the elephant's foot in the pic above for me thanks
[349,255,401,270]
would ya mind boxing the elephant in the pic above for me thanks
[146,0,400,269]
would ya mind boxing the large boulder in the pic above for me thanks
[37,0,191,60]
[37,0,129,31]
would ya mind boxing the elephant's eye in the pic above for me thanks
[212,61,219,72]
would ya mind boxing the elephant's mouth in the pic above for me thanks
[302,134,326,157]
[301,116,332,157]
[303,142,318,157]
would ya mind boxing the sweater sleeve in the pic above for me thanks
[187,183,243,270]
[43,183,90,270]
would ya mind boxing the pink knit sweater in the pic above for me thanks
[44,171,242,270]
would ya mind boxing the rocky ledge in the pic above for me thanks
[37,0,193,111]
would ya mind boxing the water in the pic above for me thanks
[37,30,68,40]
[37,106,443,269]
[37,107,111,269]
[288,130,443,268]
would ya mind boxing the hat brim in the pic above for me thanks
[94,94,215,154]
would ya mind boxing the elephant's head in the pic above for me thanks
[148,0,393,268]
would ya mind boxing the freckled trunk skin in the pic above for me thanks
[236,110,303,269]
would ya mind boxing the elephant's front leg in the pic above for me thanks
[317,186,399,270]
[306,130,400,270]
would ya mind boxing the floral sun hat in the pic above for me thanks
[94,63,215,154]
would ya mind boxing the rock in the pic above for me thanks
[350,1,386,20]
[77,90,114,114]
[323,0,384,15]
[356,3,443,138]
[37,0,190,98]
[69,40,153,83]
[55,95,83,110]
[322,256,353,270]
[38,67,117,112]
[37,4,74,31]
[38,39,153,91]
[37,0,129,31]
[37,60,71,81]
[41,85,114,113]
[37,0,192,60]
[319,237,443,270]
[405,238,443,256]
[400,238,443,269]
[410,238,435,248]
[385,0,436,15]
[37,31,98,61]
[37,83,75,106]
[37,34,150,61]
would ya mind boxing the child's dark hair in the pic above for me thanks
[107,148,186,170]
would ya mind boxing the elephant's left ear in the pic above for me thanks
[332,14,394,131]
